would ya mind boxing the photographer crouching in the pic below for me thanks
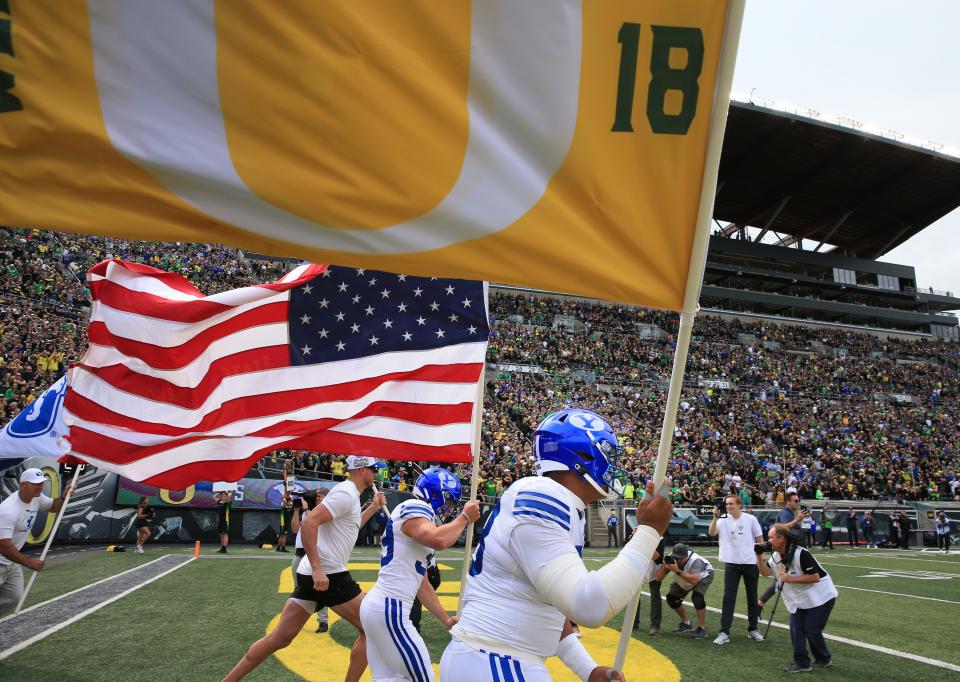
[757,524,838,673]
[663,543,715,639]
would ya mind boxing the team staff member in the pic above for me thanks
[360,467,481,681]
[606,509,619,548]
[215,490,234,554]
[134,496,154,554]
[758,525,838,673]
[0,469,73,617]
[709,494,764,644]
[663,543,714,639]
[223,456,387,682]
[935,512,951,554]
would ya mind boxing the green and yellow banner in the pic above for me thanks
[0,1,731,309]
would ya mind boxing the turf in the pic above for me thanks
[2,545,958,681]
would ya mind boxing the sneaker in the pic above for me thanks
[713,632,730,645]
[673,621,693,634]
[692,627,707,639]
[648,627,659,636]
[315,621,328,634]
[217,547,227,554]
[784,663,813,673]
[813,660,832,669]
[135,546,144,554]
[747,630,764,641]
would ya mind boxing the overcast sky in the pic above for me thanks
[731,2,959,306]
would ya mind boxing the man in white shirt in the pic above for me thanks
[441,408,672,681]
[708,494,764,644]
[0,468,72,616]
[223,456,387,682]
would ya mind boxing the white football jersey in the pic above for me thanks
[455,476,585,660]
[373,498,437,603]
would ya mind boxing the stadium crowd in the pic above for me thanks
[1,227,957,506]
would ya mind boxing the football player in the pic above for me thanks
[361,466,481,681]
[441,409,672,681]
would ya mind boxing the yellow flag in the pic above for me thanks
[0,0,731,310]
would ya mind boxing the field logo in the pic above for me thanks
[861,570,954,580]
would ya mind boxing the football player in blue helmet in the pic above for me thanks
[413,466,464,519]
[533,408,628,501]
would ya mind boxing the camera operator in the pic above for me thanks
[757,524,838,673]
[759,493,808,610]
[709,494,764,644]
[663,543,714,640]
[291,488,330,633]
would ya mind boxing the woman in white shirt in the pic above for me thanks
[758,524,838,674]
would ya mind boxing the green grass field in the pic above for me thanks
[2,545,958,681]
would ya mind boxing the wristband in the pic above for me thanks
[557,632,597,681]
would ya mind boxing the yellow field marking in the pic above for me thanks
[270,565,679,681]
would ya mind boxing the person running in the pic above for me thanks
[134,496,154,554]
[360,467,480,681]
[223,456,387,682]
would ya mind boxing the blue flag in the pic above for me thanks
[0,376,70,470]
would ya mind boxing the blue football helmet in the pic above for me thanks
[533,409,626,500]
[413,466,463,518]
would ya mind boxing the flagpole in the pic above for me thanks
[456,371,486,616]
[15,466,82,613]
[613,0,745,670]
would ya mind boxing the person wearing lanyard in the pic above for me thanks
[709,494,765,644]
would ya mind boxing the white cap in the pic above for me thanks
[19,468,49,484]
[346,456,387,471]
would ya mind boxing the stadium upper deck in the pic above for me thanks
[702,102,960,338]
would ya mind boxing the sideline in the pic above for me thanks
[0,555,195,662]
[642,589,960,673]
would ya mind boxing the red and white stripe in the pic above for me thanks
[62,260,486,489]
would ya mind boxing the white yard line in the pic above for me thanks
[0,556,195,662]
[0,555,169,622]
[645,590,960,673]
[831,585,960,605]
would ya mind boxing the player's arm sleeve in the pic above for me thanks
[38,494,54,511]
[509,521,660,629]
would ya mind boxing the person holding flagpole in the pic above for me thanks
[223,456,387,682]
[0,468,73,617]
[441,409,672,681]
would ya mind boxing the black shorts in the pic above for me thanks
[135,520,149,529]
[218,521,229,534]
[291,571,361,610]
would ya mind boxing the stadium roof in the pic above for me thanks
[714,102,960,259]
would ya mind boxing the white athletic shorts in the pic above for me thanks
[360,590,434,682]
[440,639,551,682]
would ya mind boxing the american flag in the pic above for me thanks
[61,260,489,489]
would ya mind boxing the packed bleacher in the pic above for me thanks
[2,227,958,505]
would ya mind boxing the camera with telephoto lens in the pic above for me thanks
[754,541,773,555]
[663,555,677,565]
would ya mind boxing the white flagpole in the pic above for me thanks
[15,466,82,613]
[456,367,486,616]
[613,0,746,671]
